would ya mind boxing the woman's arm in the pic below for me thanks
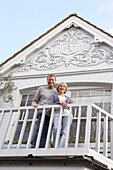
[50,95,61,105]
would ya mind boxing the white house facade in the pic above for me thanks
[0,14,113,169]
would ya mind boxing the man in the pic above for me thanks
[31,74,57,148]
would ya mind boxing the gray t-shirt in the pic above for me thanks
[32,86,57,115]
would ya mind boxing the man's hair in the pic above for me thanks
[47,74,56,80]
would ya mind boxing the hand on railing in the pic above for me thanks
[60,101,68,108]
[33,104,38,108]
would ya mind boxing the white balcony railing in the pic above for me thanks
[0,103,113,167]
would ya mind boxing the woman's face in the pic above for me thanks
[58,84,66,94]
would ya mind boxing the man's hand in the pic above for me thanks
[33,104,38,108]
[60,101,67,108]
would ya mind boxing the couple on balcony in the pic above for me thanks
[31,74,73,148]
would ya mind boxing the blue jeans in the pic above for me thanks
[32,113,50,148]
[53,116,72,148]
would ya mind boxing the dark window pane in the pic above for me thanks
[28,109,34,119]
[20,100,26,106]
[26,94,35,106]
[22,95,28,100]
[27,100,32,106]
[28,94,34,100]
[20,95,28,106]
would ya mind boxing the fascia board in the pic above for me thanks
[70,16,113,46]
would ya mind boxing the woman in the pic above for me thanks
[50,82,73,148]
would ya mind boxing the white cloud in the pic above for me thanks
[109,1,113,10]
[108,28,113,35]
[99,3,106,13]
[99,0,113,13]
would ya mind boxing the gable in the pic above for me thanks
[1,14,113,77]
[15,26,113,74]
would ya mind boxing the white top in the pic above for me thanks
[54,96,70,117]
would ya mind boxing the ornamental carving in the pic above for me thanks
[19,28,113,72]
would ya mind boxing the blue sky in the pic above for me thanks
[0,0,113,63]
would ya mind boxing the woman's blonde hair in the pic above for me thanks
[56,82,68,94]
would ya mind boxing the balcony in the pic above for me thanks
[0,103,113,169]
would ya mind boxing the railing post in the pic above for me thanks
[75,105,81,148]
[103,115,108,157]
[45,107,54,148]
[35,107,46,148]
[110,120,113,159]
[84,104,92,148]
[55,107,63,148]
[0,110,4,126]
[110,84,113,159]
[0,110,13,149]
[17,108,29,149]
[8,109,20,149]
[65,106,72,148]
[95,110,101,153]
[26,108,37,149]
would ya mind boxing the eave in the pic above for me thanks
[0,155,109,170]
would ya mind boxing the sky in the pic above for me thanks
[0,0,113,64]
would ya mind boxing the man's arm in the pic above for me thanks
[32,87,41,108]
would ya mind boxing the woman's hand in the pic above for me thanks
[60,101,67,108]
[71,98,74,103]
[33,104,38,108]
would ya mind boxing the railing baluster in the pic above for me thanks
[17,108,29,149]
[75,105,81,148]
[0,110,4,126]
[8,110,20,149]
[35,108,46,148]
[26,108,37,148]
[55,107,63,148]
[0,110,13,149]
[110,119,113,159]
[95,110,101,153]
[65,106,72,148]
[45,107,54,148]
[103,115,108,157]
[85,105,92,148]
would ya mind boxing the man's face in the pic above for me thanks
[47,76,56,88]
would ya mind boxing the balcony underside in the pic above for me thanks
[0,148,112,170]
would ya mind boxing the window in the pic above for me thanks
[12,93,36,146]
[20,94,35,106]
[71,89,111,112]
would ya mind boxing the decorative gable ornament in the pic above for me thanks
[19,27,113,72]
